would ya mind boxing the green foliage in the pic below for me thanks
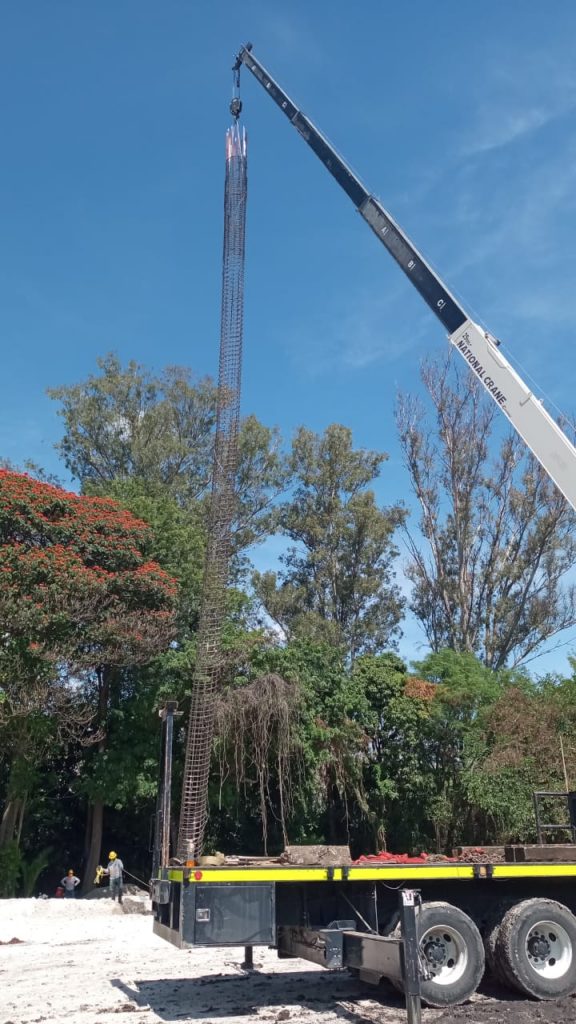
[48,357,290,558]
[234,415,290,553]
[351,653,433,851]
[48,354,217,501]
[463,763,536,842]
[84,478,205,636]
[415,649,503,728]
[253,424,406,660]
[20,847,53,897]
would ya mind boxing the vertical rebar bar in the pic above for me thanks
[177,123,247,860]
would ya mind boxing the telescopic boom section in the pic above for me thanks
[235,44,576,513]
[234,44,466,335]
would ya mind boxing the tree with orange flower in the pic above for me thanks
[0,470,177,870]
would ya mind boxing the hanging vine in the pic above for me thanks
[215,673,301,853]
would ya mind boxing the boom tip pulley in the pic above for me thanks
[232,41,252,71]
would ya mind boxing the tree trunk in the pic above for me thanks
[0,754,28,849]
[82,665,110,893]
[327,780,344,844]
[83,801,93,866]
[0,797,19,847]
[14,794,27,845]
[84,799,104,893]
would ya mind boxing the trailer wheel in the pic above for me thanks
[483,903,513,988]
[496,898,576,1000]
[394,901,484,1007]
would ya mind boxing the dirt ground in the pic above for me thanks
[0,899,575,1024]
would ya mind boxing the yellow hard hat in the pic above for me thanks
[108,851,117,860]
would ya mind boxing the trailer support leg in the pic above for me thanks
[400,890,422,1024]
[242,946,254,970]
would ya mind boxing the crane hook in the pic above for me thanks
[230,64,242,120]
[230,43,253,120]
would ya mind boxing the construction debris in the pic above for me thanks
[454,846,505,863]
[280,845,352,866]
[120,892,151,916]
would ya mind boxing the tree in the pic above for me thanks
[0,470,178,871]
[246,638,372,849]
[413,649,532,850]
[253,425,406,661]
[47,355,217,502]
[396,354,576,668]
[46,356,292,877]
[350,653,434,852]
[463,664,576,844]
[71,479,206,884]
[0,470,177,677]
[83,477,205,639]
[48,356,290,554]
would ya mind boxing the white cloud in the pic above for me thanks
[460,56,576,156]
[282,282,433,377]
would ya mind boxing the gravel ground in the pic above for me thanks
[0,899,574,1024]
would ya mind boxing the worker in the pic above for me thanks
[60,869,81,898]
[102,850,124,904]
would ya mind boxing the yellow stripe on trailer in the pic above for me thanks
[166,867,337,882]
[345,865,475,882]
[188,868,336,883]
[165,864,476,883]
[492,864,576,880]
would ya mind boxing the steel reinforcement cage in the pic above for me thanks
[177,123,248,861]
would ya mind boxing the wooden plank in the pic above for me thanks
[505,844,576,863]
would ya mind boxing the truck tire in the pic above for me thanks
[483,903,513,988]
[495,898,576,1000]
[394,900,485,1007]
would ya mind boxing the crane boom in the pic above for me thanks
[235,43,576,513]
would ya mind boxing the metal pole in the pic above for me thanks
[399,890,422,1024]
[160,701,179,867]
[533,792,543,844]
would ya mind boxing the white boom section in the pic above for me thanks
[450,320,576,511]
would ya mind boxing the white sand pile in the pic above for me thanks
[0,896,125,944]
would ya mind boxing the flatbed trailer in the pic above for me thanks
[152,858,576,1006]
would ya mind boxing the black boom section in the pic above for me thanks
[236,44,467,336]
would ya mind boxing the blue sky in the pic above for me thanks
[2,1,576,673]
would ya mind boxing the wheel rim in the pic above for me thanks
[525,920,572,980]
[420,925,468,986]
